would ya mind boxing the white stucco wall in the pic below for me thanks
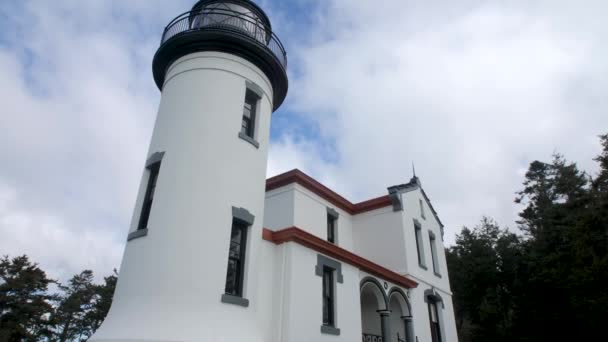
[292,184,355,251]
[352,207,408,274]
[400,189,451,294]
[263,185,295,230]
[91,51,276,342]
[281,243,362,342]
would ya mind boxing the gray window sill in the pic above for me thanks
[127,229,148,241]
[321,325,340,335]
[221,294,249,307]
[238,132,259,149]
[419,263,428,270]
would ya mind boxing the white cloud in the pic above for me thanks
[1,0,607,284]
[273,0,608,242]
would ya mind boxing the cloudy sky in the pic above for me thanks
[0,0,606,282]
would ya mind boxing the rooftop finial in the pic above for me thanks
[412,162,416,178]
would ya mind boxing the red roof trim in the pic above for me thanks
[263,227,418,289]
[266,169,392,215]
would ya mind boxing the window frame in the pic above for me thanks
[137,153,164,231]
[414,220,427,269]
[322,266,335,327]
[326,207,339,244]
[238,86,261,148]
[429,231,441,277]
[327,214,336,244]
[221,207,255,307]
[428,301,442,342]
[420,198,426,219]
[224,219,248,298]
[241,89,257,138]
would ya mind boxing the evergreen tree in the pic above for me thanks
[85,270,117,334]
[52,270,97,342]
[0,255,55,342]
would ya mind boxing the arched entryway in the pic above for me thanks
[388,288,414,342]
[360,277,388,342]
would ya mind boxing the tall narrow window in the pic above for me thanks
[420,198,426,219]
[327,214,336,243]
[241,89,258,139]
[429,232,440,276]
[225,220,248,297]
[138,162,160,230]
[428,301,442,342]
[415,221,426,269]
[322,266,335,327]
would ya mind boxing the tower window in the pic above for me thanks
[137,159,161,230]
[241,89,258,139]
[224,219,248,297]
[429,231,440,277]
[414,221,426,269]
[322,266,335,327]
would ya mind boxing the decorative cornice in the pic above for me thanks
[265,169,392,215]
[263,227,418,289]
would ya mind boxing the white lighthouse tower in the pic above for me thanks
[91,1,287,341]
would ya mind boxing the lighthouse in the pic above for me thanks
[90,0,287,341]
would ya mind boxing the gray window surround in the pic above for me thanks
[237,81,262,149]
[245,80,264,98]
[221,293,249,307]
[238,131,260,148]
[320,325,340,335]
[127,228,148,241]
[315,255,344,283]
[220,206,255,307]
[414,219,427,270]
[424,288,445,309]
[429,231,441,278]
[327,207,339,219]
[316,254,342,335]
[146,151,165,168]
[232,206,255,226]
[129,151,166,242]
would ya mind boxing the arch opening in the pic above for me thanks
[360,278,387,341]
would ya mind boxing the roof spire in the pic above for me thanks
[412,161,416,178]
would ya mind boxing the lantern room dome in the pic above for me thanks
[152,0,288,111]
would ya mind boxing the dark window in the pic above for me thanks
[415,223,425,268]
[241,90,258,139]
[322,266,335,327]
[420,199,426,219]
[137,162,160,230]
[428,301,442,342]
[430,232,440,275]
[327,214,336,243]
[225,220,248,297]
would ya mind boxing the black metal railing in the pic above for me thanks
[160,8,287,70]
[362,333,383,342]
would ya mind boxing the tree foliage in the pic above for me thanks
[447,134,608,342]
[0,256,116,341]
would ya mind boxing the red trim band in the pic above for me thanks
[266,169,392,215]
[263,227,418,289]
